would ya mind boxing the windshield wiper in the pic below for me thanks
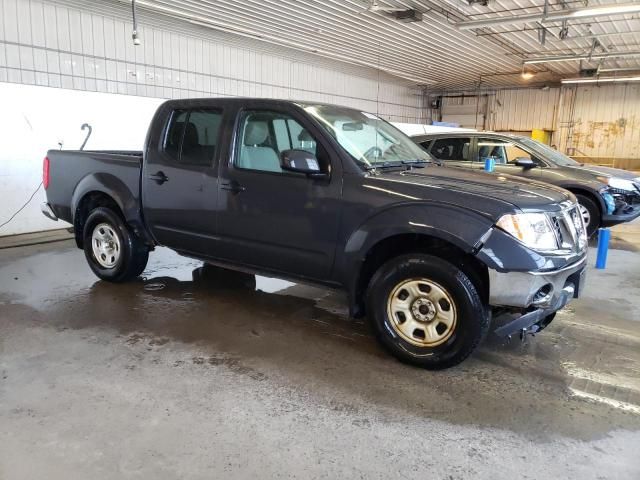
[401,159,430,166]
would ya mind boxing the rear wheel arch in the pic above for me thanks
[73,191,125,248]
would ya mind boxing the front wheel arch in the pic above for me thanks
[351,233,489,318]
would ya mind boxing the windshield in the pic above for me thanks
[300,104,432,169]
[517,137,580,167]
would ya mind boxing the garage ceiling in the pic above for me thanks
[124,0,640,90]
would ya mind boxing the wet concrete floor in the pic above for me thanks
[1,221,640,479]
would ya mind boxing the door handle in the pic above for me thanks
[149,171,169,185]
[221,180,245,194]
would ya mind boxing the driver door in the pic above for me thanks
[214,107,342,280]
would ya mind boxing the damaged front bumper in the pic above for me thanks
[488,255,587,338]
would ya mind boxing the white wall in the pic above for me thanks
[0,0,425,236]
[0,82,163,235]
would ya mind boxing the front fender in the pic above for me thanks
[337,203,494,306]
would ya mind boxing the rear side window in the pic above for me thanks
[164,110,187,162]
[163,109,223,166]
[430,138,471,162]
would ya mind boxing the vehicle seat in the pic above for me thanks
[181,122,213,165]
[239,121,281,172]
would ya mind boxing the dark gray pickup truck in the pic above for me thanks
[42,98,588,369]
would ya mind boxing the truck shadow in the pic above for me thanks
[61,263,640,441]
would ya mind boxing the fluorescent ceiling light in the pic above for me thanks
[568,4,640,18]
[561,76,640,84]
[457,2,640,30]
[524,51,640,64]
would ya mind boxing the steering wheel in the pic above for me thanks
[363,146,383,161]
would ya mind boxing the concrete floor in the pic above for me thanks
[1,222,640,479]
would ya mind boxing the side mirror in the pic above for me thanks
[280,149,324,176]
[515,157,536,169]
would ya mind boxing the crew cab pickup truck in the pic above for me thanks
[42,98,588,369]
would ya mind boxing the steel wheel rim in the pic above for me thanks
[578,203,591,229]
[386,278,457,347]
[91,222,121,269]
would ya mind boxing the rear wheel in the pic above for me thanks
[575,194,600,237]
[83,207,149,282]
[366,254,489,370]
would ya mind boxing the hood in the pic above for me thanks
[564,164,639,182]
[368,166,572,212]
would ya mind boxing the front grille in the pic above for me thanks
[548,205,587,252]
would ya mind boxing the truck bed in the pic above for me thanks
[45,149,143,226]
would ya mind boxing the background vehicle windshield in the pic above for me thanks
[301,104,432,168]
[517,137,581,167]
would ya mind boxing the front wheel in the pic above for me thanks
[575,194,600,237]
[83,207,149,282]
[366,254,489,370]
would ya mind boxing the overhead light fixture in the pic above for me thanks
[131,0,141,45]
[521,66,535,80]
[561,76,640,84]
[457,2,640,30]
[524,50,640,65]
[568,4,640,18]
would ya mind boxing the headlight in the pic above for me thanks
[597,176,636,192]
[496,213,558,251]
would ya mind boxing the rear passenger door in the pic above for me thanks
[214,107,342,280]
[427,137,479,170]
[142,108,223,253]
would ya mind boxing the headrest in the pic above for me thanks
[244,121,269,146]
[298,129,313,142]
[183,122,199,149]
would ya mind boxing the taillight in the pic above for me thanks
[43,156,50,189]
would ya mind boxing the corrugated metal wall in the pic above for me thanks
[439,85,640,169]
[488,88,560,132]
[556,84,640,169]
[0,0,424,122]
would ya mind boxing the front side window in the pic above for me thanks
[430,138,471,162]
[163,108,222,166]
[478,138,508,164]
[236,110,324,173]
[478,137,540,165]
[301,104,431,169]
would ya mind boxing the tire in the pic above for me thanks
[575,194,600,237]
[83,207,149,282]
[366,254,489,370]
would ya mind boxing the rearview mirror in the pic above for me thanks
[280,149,323,176]
[515,157,536,169]
[342,122,364,131]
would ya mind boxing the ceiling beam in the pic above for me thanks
[458,3,640,30]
